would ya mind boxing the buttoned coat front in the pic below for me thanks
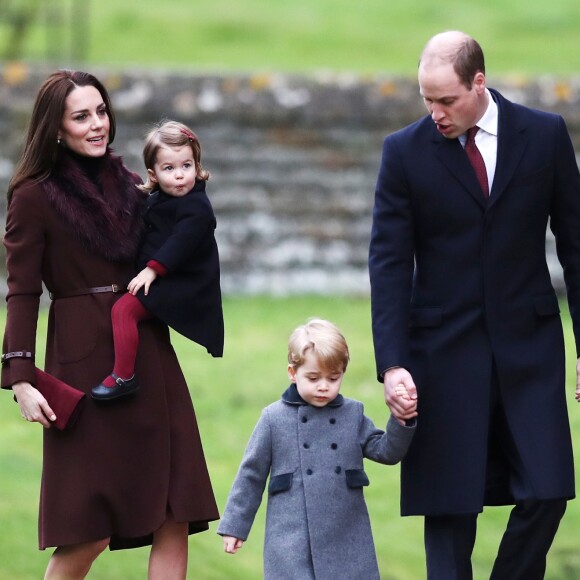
[217,385,415,579]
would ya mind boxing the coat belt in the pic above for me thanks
[49,284,126,300]
[1,351,33,364]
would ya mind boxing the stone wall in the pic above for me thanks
[1,64,580,295]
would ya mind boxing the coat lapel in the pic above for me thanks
[487,89,528,208]
[430,89,528,210]
[432,127,487,209]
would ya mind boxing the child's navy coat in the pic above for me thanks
[136,179,223,357]
[218,384,416,579]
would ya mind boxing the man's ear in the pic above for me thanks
[473,71,486,95]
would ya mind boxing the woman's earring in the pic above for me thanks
[57,138,61,145]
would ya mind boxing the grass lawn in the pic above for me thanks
[2,0,580,75]
[1,296,580,579]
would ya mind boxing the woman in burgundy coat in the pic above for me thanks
[1,71,218,578]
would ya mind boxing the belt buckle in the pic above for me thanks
[111,284,120,293]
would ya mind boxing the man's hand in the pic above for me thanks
[575,357,580,402]
[383,367,418,425]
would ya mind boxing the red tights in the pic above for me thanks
[101,293,152,388]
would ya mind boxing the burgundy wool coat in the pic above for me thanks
[1,150,219,550]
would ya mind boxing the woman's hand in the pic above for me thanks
[12,381,56,428]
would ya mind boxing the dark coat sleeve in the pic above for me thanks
[548,116,580,355]
[2,184,46,388]
[217,408,273,540]
[368,131,416,378]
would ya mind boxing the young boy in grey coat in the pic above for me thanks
[217,319,416,579]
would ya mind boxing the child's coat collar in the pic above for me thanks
[281,383,344,407]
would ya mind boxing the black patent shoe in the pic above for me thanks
[91,373,140,401]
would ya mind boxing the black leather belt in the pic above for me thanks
[49,284,126,300]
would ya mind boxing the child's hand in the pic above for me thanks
[127,266,158,296]
[383,367,418,424]
[394,383,411,401]
[223,535,244,554]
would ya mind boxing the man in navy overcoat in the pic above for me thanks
[369,30,580,579]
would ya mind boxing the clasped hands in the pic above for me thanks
[387,357,580,415]
[383,367,418,425]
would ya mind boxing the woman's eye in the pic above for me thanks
[74,113,87,121]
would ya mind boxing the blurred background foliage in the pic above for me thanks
[1,0,580,75]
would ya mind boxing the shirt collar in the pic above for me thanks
[475,88,498,137]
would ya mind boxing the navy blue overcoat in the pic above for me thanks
[369,88,580,515]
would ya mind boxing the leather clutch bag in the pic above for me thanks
[34,368,86,430]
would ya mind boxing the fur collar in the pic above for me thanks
[42,148,145,262]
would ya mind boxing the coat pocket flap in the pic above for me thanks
[533,294,560,317]
[409,307,443,328]
[268,472,293,495]
[345,469,370,489]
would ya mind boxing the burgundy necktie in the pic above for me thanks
[465,126,489,199]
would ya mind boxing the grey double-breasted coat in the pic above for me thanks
[217,384,415,579]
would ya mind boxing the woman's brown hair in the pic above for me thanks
[7,70,116,204]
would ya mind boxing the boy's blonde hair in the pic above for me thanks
[288,319,350,372]
[139,119,210,193]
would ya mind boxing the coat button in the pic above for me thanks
[335,466,341,474]
[329,418,336,424]
[303,443,310,449]
[302,417,308,423]
[306,469,313,475]
[331,443,338,450]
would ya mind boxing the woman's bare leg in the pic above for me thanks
[44,538,110,580]
[148,516,189,580]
